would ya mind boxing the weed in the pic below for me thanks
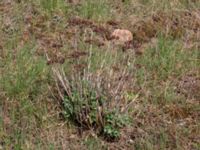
[52,46,133,140]
[53,65,131,140]
[103,111,130,140]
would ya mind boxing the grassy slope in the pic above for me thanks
[0,0,200,149]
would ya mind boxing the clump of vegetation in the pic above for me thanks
[1,43,48,99]
[103,111,130,140]
[52,59,131,141]
[61,79,130,140]
[1,0,200,149]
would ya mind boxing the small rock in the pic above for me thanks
[128,139,134,144]
[111,29,133,43]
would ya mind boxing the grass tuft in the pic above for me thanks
[1,44,48,99]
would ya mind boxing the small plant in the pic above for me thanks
[103,125,120,140]
[62,80,105,129]
[103,111,130,140]
[53,68,130,140]
[52,48,133,140]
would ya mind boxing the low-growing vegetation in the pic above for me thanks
[0,0,199,149]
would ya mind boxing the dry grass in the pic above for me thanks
[0,0,200,149]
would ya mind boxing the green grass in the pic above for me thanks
[135,36,199,105]
[0,0,199,149]
[0,43,50,149]
[40,0,68,14]
[136,37,198,81]
[76,0,111,21]
[1,44,48,99]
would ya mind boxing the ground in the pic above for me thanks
[0,0,200,149]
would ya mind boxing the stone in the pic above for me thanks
[111,29,133,43]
